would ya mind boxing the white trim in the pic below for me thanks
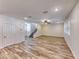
[64,34,77,59]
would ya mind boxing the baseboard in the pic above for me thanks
[64,36,77,59]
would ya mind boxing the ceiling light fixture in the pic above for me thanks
[41,19,51,24]
[47,20,51,22]
[41,19,46,23]
[55,8,59,12]
[24,17,28,20]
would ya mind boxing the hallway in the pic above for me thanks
[0,36,74,59]
[0,0,79,59]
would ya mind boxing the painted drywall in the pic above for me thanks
[34,24,42,38]
[0,15,26,48]
[40,23,64,37]
[64,2,79,59]
[64,20,75,58]
[64,19,70,47]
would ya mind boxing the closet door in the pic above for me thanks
[2,23,14,47]
[0,24,3,48]
[2,22,25,47]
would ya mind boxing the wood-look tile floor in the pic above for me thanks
[0,35,75,59]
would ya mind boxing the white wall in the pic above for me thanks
[65,2,79,59]
[34,24,42,38]
[40,23,64,37]
[64,19,70,47]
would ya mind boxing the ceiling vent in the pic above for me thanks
[42,11,48,14]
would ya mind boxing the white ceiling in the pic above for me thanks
[0,0,78,23]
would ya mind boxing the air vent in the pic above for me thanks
[42,11,48,14]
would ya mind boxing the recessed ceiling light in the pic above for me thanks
[41,20,44,23]
[55,8,59,12]
[24,17,28,20]
[47,20,51,22]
